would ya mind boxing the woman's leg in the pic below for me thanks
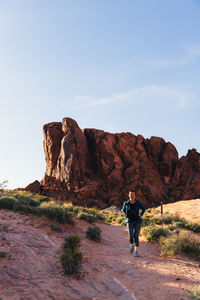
[127,222,134,244]
[134,222,141,247]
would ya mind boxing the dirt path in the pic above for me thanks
[0,209,199,300]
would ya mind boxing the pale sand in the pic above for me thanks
[155,199,200,222]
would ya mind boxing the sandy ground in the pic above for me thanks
[155,199,200,222]
[0,204,200,300]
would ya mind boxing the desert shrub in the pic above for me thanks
[190,285,200,300]
[77,211,98,223]
[33,194,51,202]
[151,217,164,225]
[116,216,126,224]
[105,215,114,224]
[121,220,127,226]
[0,251,7,258]
[110,215,117,221]
[142,216,164,227]
[142,217,152,227]
[86,208,104,221]
[73,206,83,214]
[185,222,200,234]
[142,225,169,242]
[18,205,35,214]
[86,225,102,242]
[159,233,181,257]
[160,230,200,259]
[60,235,82,275]
[0,224,8,232]
[142,214,184,228]
[74,206,103,222]
[174,220,200,234]
[62,202,74,212]
[165,224,178,232]
[0,196,18,210]
[161,215,175,225]
[173,220,187,229]
[37,201,74,224]
[14,194,40,207]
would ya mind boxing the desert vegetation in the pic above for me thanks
[60,235,82,275]
[0,189,105,225]
[190,285,200,300]
[1,189,200,261]
[141,213,200,260]
[85,225,102,242]
[101,204,200,260]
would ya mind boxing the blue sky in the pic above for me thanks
[0,0,200,189]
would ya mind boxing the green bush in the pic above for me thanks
[77,211,98,223]
[0,224,8,232]
[190,285,200,300]
[160,230,200,259]
[62,202,74,212]
[165,224,178,232]
[142,225,169,242]
[33,194,51,202]
[0,251,7,258]
[142,214,181,228]
[86,225,102,242]
[15,194,40,207]
[0,196,18,209]
[173,220,187,229]
[151,217,163,225]
[37,201,74,224]
[142,216,163,227]
[121,220,127,226]
[174,220,200,234]
[116,216,126,224]
[185,222,200,234]
[161,215,174,225]
[60,235,82,275]
[74,206,104,222]
[142,217,152,227]
[105,215,114,224]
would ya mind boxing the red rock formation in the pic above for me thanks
[24,117,200,208]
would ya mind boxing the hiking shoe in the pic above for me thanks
[134,251,139,257]
[129,245,134,253]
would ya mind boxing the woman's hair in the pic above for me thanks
[129,189,136,193]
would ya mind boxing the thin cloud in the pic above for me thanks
[151,45,200,68]
[74,85,193,111]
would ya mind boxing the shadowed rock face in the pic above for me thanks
[25,117,200,208]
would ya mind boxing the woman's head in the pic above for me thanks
[129,189,136,203]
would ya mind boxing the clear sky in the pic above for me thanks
[0,0,200,189]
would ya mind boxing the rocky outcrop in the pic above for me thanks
[25,117,200,208]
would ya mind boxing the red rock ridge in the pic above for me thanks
[24,117,200,208]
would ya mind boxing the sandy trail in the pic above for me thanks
[0,208,199,300]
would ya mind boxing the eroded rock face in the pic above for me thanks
[25,117,200,208]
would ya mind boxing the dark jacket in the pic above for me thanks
[122,199,146,224]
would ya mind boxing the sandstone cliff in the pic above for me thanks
[25,117,200,208]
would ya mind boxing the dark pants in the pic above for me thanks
[127,222,141,247]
